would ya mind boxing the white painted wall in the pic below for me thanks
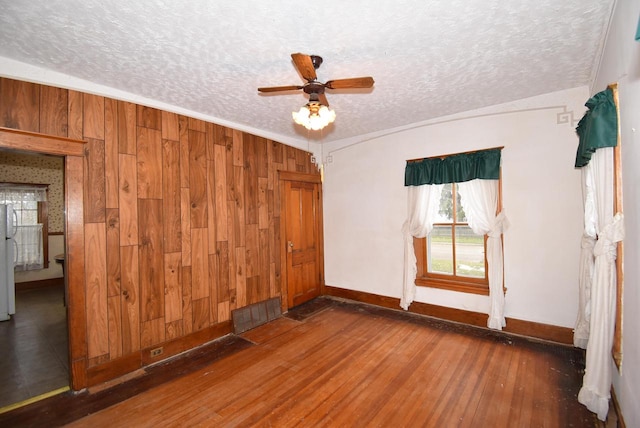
[591,0,640,426]
[322,86,588,328]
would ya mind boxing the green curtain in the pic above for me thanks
[575,88,618,168]
[404,148,501,186]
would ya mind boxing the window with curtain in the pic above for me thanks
[0,183,49,271]
[414,181,489,294]
[402,147,508,329]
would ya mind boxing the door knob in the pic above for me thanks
[287,241,294,253]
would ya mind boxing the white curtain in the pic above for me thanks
[577,147,624,421]
[14,224,44,271]
[574,163,597,349]
[458,179,509,330]
[401,184,443,310]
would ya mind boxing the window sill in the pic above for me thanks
[415,277,489,296]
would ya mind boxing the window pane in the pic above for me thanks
[455,184,467,222]
[428,225,453,275]
[455,225,485,278]
[435,183,453,222]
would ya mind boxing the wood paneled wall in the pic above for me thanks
[0,77,319,386]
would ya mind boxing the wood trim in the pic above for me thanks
[324,285,574,345]
[86,321,232,387]
[0,126,86,156]
[611,386,627,428]
[65,155,87,390]
[278,170,322,183]
[15,277,64,291]
[608,83,624,370]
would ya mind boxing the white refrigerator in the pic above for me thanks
[0,204,17,321]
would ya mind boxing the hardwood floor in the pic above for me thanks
[0,284,68,408]
[0,297,598,427]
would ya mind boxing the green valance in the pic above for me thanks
[575,88,618,168]
[404,148,501,186]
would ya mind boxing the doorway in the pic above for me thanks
[0,150,69,409]
[281,172,324,309]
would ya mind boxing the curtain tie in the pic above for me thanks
[593,213,624,261]
[488,211,510,238]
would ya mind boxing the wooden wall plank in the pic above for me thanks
[138,199,165,321]
[191,228,209,300]
[83,93,105,140]
[180,188,192,266]
[118,154,139,246]
[192,297,210,332]
[259,228,270,301]
[232,129,244,166]
[106,208,121,297]
[245,223,259,279]
[179,115,190,188]
[244,134,258,225]
[188,117,206,132]
[258,177,268,230]
[206,160,217,248]
[137,105,161,130]
[208,253,218,324]
[214,144,228,241]
[39,85,68,137]
[165,320,183,341]
[164,252,183,323]
[235,247,247,308]
[104,98,119,208]
[233,166,246,247]
[189,130,207,228]
[162,139,181,252]
[0,78,39,132]
[84,138,106,223]
[217,241,230,305]
[67,90,84,141]
[136,127,163,199]
[256,137,268,178]
[120,245,140,354]
[141,318,166,348]
[181,266,193,335]
[117,101,137,155]
[162,111,179,141]
[85,222,108,359]
[108,295,123,359]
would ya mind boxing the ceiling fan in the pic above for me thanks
[258,53,375,107]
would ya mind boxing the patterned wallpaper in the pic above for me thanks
[0,151,64,233]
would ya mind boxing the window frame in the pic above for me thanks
[413,165,503,296]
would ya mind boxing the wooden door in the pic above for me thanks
[284,179,322,308]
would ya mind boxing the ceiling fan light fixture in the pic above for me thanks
[292,101,336,131]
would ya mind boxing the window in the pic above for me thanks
[411,165,503,296]
[0,183,49,271]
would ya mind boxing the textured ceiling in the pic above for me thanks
[0,0,614,147]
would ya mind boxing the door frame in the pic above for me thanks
[278,170,324,312]
[0,126,88,390]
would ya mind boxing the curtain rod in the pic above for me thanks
[406,146,505,163]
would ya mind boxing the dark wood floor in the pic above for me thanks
[0,284,68,409]
[0,297,598,427]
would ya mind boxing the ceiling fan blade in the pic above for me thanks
[318,93,329,107]
[258,85,303,93]
[325,76,375,90]
[291,53,317,81]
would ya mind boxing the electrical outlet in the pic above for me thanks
[150,347,163,357]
